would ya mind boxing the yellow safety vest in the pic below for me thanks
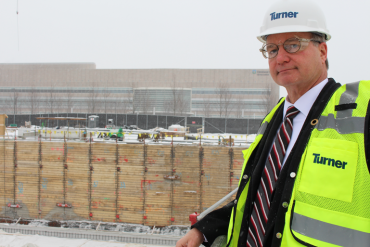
[227,80,370,247]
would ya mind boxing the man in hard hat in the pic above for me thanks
[176,0,370,246]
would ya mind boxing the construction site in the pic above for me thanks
[0,112,252,245]
[0,137,245,223]
[0,64,273,245]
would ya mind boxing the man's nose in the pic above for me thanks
[275,46,290,64]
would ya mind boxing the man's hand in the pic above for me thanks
[176,228,205,247]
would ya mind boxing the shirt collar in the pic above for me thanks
[283,78,328,118]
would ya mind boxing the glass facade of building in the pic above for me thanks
[0,65,279,118]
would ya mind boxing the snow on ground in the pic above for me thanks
[0,230,169,247]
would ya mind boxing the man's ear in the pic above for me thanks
[319,42,328,67]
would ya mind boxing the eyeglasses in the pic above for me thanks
[259,37,322,59]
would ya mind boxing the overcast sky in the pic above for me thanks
[0,0,369,97]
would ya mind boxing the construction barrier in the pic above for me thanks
[0,139,245,226]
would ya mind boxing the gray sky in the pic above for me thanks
[1,0,369,97]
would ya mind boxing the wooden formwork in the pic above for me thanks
[117,144,145,224]
[40,141,64,220]
[65,142,90,221]
[0,140,246,226]
[173,145,201,225]
[201,146,232,211]
[232,147,245,182]
[0,140,15,218]
[144,145,172,226]
[15,141,39,219]
[90,143,116,222]
[0,141,4,216]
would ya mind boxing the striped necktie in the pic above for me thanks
[247,106,300,247]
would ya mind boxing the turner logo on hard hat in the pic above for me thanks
[270,12,299,21]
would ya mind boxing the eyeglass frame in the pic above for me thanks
[259,36,322,59]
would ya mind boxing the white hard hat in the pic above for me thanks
[257,0,331,43]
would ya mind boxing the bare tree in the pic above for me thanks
[47,84,54,113]
[9,88,20,115]
[122,97,131,114]
[130,82,136,114]
[47,83,60,114]
[168,75,189,116]
[0,92,10,114]
[103,87,111,114]
[234,95,245,118]
[170,78,179,116]
[142,90,153,114]
[27,86,39,114]
[201,97,213,117]
[260,82,277,116]
[163,98,172,115]
[66,87,75,113]
[123,85,133,114]
[216,82,233,118]
[88,82,100,114]
[174,90,188,116]
[116,97,130,114]
[4,88,20,115]
[134,88,152,114]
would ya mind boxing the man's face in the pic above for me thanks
[266,32,327,90]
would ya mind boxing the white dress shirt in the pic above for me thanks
[282,78,328,166]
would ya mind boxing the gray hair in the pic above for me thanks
[311,33,328,70]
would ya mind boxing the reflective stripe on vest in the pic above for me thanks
[292,212,370,246]
[256,121,268,136]
[337,81,360,118]
[316,114,364,134]
[316,81,363,134]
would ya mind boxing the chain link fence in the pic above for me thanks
[5,113,263,134]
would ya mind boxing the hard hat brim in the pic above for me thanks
[257,25,331,43]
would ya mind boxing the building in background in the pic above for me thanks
[0,63,279,119]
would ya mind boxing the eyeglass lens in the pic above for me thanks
[263,38,301,58]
